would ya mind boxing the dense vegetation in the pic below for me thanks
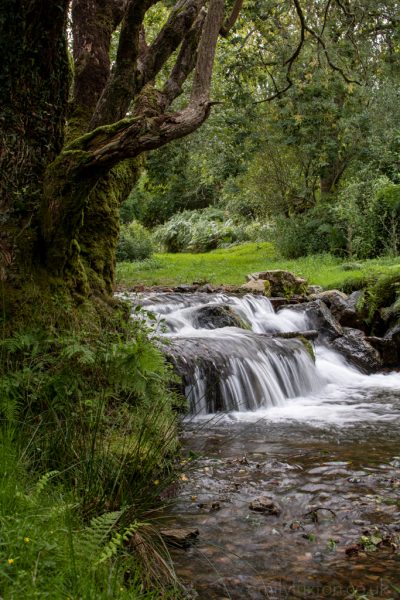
[121,0,400,261]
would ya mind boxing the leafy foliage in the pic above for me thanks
[0,298,186,596]
[117,221,154,262]
[153,208,271,253]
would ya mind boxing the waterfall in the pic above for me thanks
[135,292,320,414]
[127,291,400,417]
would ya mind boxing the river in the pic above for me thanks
[128,291,400,599]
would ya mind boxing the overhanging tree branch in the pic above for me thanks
[43,0,227,264]
[90,0,157,129]
[160,9,207,110]
[135,0,204,95]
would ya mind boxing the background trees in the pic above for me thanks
[1,0,399,309]
[137,0,399,259]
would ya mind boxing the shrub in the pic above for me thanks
[153,208,271,253]
[272,206,346,259]
[336,176,400,259]
[0,298,186,596]
[117,221,154,261]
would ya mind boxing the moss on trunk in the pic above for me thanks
[79,160,142,295]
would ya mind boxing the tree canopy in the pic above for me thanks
[1,0,399,303]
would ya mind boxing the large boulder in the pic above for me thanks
[192,304,250,330]
[368,324,400,368]
[246,270,307,297]
[332,328,381,373]
[310,289,367,332]
[280,299,381,371]
[279,299,344,342]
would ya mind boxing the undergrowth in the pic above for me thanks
[0,294,186,598]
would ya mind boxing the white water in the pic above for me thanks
[131,292,400,423]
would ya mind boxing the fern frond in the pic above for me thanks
[78,510,122,562]
[97,521,141,565]
[33,470,60,498]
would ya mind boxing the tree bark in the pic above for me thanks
[0,0,70,282]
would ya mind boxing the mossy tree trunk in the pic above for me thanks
[0,0,242,306]
[0,0,70,284]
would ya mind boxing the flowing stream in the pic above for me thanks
[127,291,400,599]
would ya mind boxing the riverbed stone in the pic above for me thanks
[249,496,281,516]
[160,528,199,548]
[192,304,250,330]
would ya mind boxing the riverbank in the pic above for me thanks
[116,244,400,291]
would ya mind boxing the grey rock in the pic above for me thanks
[192,304,250,330]
[160,528,199,548]
[332,328,381,373]
[246,270,307,297]
[279,300,343,342]
[311,289,367,331]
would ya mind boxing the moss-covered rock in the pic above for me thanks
[192,304,251,330]
[246,270,308,298]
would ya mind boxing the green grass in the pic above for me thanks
[116,243,400,290]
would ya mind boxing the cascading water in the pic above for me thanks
[127,291,400,418]
[136,292,320,413]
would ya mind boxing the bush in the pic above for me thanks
[336,176,400,259]
[272,206,346,259]
[117,221,154,261]
[153,208,271,253]
[0,298,186,596]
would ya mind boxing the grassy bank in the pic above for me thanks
[117,243,400,290]
[0,298,184,599]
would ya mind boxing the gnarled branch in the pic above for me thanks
[220,0,244,37]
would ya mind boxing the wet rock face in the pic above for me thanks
[192,304,250,330]
[280,300,344,342]
[279,300,381,372]
[332,328,382,373]
[368,325,400,368]
[246,270,308,297]
[311,290,368,332]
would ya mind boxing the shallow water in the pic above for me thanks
[167,412,400,599]
[125,291,400,598]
